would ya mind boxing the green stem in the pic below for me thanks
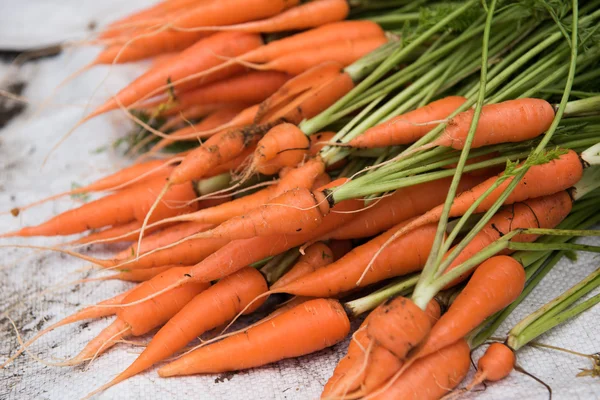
[412,0,498,310]
[343,274,420,317]
[260,248,300,285]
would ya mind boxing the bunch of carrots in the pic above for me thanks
[3,0,600,399]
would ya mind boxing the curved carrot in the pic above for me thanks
[369,339,471,400]
[89,32,263,119]
[349,96,467,148]
[158,298,350,376]
[0,178,198,238]
[236,37,387,76]
[324,175,485,241]
[178,0,349,34]
[418,256,526,359]
[272,242,334,289]
[85,268,267,396]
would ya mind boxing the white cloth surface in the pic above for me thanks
[0,2,599,399]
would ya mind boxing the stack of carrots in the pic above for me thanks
[2,0,600,399]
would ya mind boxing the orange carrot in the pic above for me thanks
[445,191,572,286]
[0,288,135,368]
[252,123,311,175]
[324,300,441,398]
[175,0,349,33]
[64,267,209,365]
[158,298,350,376]
[153,71,290,116]
[272,220,438,297]
[327,239,353,261]
[148,21,382,96]
[89,32,263,118]
[324,175,485,241]
[375,150,583,255]
[159,103,225,131]
[190,187,331,241]
[1,177,198,238]
[86,267,267,396]
[367,297,433,360]
[418,256,526,359]
[272,242,334,289]
[93,0,295,64]
[349,96,467,148]
[411,98,555,154]
[464,342,516,391]
[369,339,471,400]
[8,157,179,217]
[236,37,387,76]
[90,266,175,282]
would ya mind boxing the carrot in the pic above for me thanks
[89,266,175,282]
[69,221,148,245]
[174,0,349,33]
[272,220,438,297]
[312,172,333,191]
[327,239,353,261]
[64,267,209,365]
[150,52,180,68]
[372,150,583,261]
[157,298,350,376]
[149,105,248,154]
[93,0,295,64]
[349,96,468,148]
[324,175,485,241]
[153,157,325,227]
[272,242,334,289]
[444,191,572,286]
[184,186,332,241]
[234,37,388,76]
[0,288,135,368]
[418,256,526,359]
[257,69,355,125]
[147,21,382,97]
[464,342,516,391]
[92,32,211,65]
[410,98,556,154]
[7,157,179,217]
[86,267,267,396]
[254,62,344,123]
[152,71,290,117]
[323,300,441,399]
[88,32,263,119]
[252,123,311,176]
[0,177,198,238]
[369,339,471,400]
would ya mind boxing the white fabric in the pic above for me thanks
[0,2,599,399]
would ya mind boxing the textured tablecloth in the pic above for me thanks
[0,3,599,399]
